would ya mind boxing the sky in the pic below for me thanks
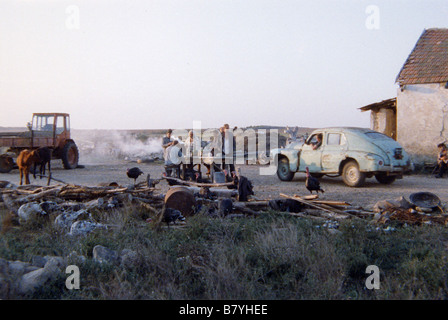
[0,0,447,130]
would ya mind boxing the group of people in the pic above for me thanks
[161,124,237,179]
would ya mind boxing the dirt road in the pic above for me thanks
[2,158,448,211]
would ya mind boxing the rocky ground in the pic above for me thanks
[1,157,447,211]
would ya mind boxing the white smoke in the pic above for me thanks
[72,130,164,165]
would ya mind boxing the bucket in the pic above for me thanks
[213,172,226,183]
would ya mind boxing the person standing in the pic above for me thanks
[222,124,236,175]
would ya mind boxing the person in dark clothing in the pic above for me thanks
[435,143,448,178]
[222,123,236,176]
[162,129,174,150]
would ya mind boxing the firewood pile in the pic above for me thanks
[0,180,164,216]
[276,193,373,221]
[375,206,448,226]
[372,195,448,226]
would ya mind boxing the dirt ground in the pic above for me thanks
[1,157,448,211]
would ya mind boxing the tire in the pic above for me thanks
[342,160,366,187]
[276,157,295,181]
[0,156,14,173]
[258,152,270,165]
[61,141,79,169]
[375,173,397,185]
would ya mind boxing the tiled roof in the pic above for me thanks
[396,28,448,86]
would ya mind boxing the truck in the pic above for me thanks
[0,113,79,173]
[270,127,411,187]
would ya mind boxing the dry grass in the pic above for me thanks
[1,203,448,300]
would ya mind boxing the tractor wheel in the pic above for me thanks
[61,141,79,169]
[0,155,14,173]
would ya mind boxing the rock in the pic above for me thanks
[0,275,9,298]
[373,196,413,213]
[85,198,105,210]
[31,255,48,268]
[0,257,9,274]
[93,245,120,265]
[0,181,16,189]
[107,196,120,209]
[8,260,30,276]
[69,220,105,236]
[18,257,63,295]
[39,201,61,214]
[61,202,85,212]
[17,202,47,224]
[54,209,91,230]
[66,251,87,265]
[120,249,139,269]
[43,256,65,269]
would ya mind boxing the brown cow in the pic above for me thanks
[33,147,52,179]
[17,149,41,185]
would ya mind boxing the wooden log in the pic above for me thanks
[232,202,259,216]
[280,193,350,220]
[287,211,327,221]
[183,186,237,198]
[13,187,63,205]
[133,198,158,214]
[293,194,319,200]
[162,176,235,188]
[309,200,351,206]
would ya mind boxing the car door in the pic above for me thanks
[321,132,347,172]
[299,132,323,172]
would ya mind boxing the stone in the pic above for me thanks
[120,249,139,269]
[93,245,120,265]
[66,251,87,265]
[39,201,61,214]
[17,202,47,224]
[18,258,62,295]
[69,220,105,236]
[54,209,91,230]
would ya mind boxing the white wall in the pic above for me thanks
[397,82,448,164]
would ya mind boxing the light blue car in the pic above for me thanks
[270,127,411,187]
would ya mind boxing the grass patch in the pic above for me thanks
[1,204,448,299]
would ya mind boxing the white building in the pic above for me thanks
[362,28,448,165]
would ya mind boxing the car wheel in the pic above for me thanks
[375,173,396,185]
[277,157,295,181]
[342,160,366,187]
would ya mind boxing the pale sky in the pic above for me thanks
[1,0,447,130]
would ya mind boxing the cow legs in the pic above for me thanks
[24,168,30,185]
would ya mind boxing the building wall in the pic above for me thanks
[397,82,448,164]
[370,108,396,139]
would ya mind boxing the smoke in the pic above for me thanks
[72,130,164,164]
